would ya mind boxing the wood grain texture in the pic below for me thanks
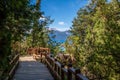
[13,56,54,80]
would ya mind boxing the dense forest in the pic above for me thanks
[0,0,120,80]
[65,0,120,79]
[0,0,56,78]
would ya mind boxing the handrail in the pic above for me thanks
[1,54,19,80]
[44,55,88,80]
[29,47,88,80]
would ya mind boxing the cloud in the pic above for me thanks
[54,27,69,31]
[58,21,65,25]
[39,17,46,21]
[49,27,70,31]
[57,28,69,31]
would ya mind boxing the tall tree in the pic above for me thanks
[66,0,120,79]
[29,0,53,47]
[0,0,35,76]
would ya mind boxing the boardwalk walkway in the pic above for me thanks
[13,56,54,80]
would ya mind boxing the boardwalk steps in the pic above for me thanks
[13,56,54,80]
[1,46,88,80]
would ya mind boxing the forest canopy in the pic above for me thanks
[65,0,120,79]
[0,0,54,74]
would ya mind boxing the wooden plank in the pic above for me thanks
[13,56,54,80]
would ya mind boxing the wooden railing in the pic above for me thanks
[0,54,19,80]
[44,55,88,80]
[26,47,88,80]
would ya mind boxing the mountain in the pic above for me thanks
[49,29,71,43]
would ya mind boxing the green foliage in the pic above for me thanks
[30,16,53,47]
[0,0,33,72]
[0,0,53,76]
[48,30,62,56]
[65,0,120,79]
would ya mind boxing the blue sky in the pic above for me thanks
[41,0,88,31]
[31,0,88,31]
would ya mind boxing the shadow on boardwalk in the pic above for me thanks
[13,56,54,80]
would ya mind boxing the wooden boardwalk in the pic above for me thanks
[13,56,54,80]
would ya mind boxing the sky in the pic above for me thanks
[34,0,88,31]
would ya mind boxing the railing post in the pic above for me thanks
[75,68,81,80]
[54,58,57,71]
[67,63,72,80]
[61,64,65,80]
[54,58,57,79]
[40,52,42,62]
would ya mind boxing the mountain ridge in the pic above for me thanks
[49,29,70,43]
